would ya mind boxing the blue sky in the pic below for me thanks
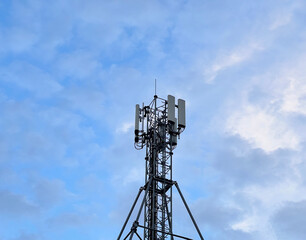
[1,0,306,240]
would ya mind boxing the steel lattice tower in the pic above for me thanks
[117,95,204,240]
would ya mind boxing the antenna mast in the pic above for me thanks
[117,94,204,240]
[155,79,157,96]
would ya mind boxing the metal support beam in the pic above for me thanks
[138,225,192,240]
[123,231,132,240]
[117,187,144,240]
[129,177,153,240]
[174,182,205,240]
[163,194,174,240]
[135,232,143,240]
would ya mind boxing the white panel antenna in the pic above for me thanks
[178,99,186,129]
[135,104,140,135]
[172,118,177,146]
[167,95,175,123]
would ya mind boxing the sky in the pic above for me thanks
[0,0,306,239]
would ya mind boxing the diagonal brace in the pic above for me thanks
[174,182,205,240]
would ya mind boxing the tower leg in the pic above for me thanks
[135,231,143,240]
[163,194,174,240]
[117,187,144,240]
[174,182,205,240]
[123,231,132,240]
[129,177,153,240]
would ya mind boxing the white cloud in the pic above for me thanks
[272,200,306,240]
[204,42,263,83]
[269,11,292,31]
[123,167,143,186]
[116,122,133,134]
[269,2,300,30]
[231,179,306,237]
[0,62,62,98]
[0,190,39,217]
[224,52,306,153]
[226,105,299,152]
[281,77,306,115]
[214,33,306,238]
[47,212,98,227]
[231,216,257,233]
[32,178,69,208]
[56,50,101,79]
[2,27,38,53]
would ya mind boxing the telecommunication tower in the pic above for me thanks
[117,95,204,240]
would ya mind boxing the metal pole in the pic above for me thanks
[151,96,157,240]
[174,182,204,240]
[129,177,153,240]
[163,194,174,240]
[135,231,143,240]
[164,194,174,240]
[118,187,144,240]
[123,231,132,240]
[138,224,193,240]
[170,151,173,240]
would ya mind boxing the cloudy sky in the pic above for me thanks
[1,0,306,239]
